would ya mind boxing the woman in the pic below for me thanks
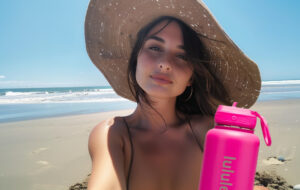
[85,0,267,189]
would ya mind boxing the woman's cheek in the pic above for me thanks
[136,55,153,87]
[144,51,161,64]
[138,51,157,67]
[136,61,147,80]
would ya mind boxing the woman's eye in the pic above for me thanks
[177,54,187,61]
[149,46,161,52]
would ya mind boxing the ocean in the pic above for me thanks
[1,80,300,123]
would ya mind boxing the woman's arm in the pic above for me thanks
[87,119,127,190]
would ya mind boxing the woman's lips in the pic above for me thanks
[151,75,172,84]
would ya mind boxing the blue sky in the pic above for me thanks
[0,0,299,88]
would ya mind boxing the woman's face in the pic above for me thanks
[136,21,194,100]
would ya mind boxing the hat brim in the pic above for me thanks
[85,0,261,108]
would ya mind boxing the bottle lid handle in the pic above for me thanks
[252,111,272,146]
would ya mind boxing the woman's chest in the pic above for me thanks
[123,128,203,190]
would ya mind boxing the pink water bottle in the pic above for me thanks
[198,102,272,190]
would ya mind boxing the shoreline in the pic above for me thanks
[0,99,299,189]
[0,108,135,125]
[0,98,299,125]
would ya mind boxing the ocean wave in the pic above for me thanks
[0,97,127,104]
[261,90,300,94]
[262,80,300,85]
[0,87,124,104]
[5,91,45,96]
[2,89,115,97]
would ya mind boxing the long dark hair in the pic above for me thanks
[127,16,231,119]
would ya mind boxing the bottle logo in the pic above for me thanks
[219,156,236,190]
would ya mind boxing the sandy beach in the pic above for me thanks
[252,100,300,187]
[0,99,299,190]
[0,109,133,190]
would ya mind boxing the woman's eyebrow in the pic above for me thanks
[146,35,164,43]
[145,35,185,50]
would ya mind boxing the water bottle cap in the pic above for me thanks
[215,102,257,129]
[215,102,272,146]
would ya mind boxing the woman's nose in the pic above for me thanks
[158,55,172,71]
[159,63,171,71]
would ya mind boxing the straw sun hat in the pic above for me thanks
[85,0,261,108]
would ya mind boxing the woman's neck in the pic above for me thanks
[127,96,186,132]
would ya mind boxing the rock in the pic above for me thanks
[263,157,285,165]
[69,172,294,190]
[69,174,90,190]
[254,171,293,190]
[277,156,286,162]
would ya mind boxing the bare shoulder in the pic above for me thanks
[88,116,126,152]
[87,116,127,190]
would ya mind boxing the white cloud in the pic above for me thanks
[0,75,5,79]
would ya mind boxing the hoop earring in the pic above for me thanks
[184,86,193,102]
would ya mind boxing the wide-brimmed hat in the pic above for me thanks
[85,0,261,108]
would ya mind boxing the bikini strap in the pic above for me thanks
[123,118,134,190]
[187,118,204,152]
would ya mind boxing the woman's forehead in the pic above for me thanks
[145,21,184,45]
[147,20,182,38]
